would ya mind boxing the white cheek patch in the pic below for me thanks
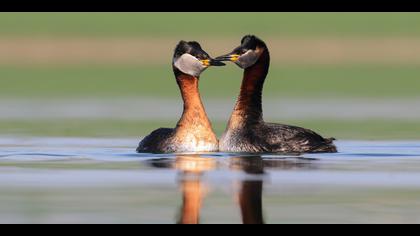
[237,50,259,69]
[173,53,207,77]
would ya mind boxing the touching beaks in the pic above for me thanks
[215,54,240,62]
[200,59,226,67]
[210,59,226,66]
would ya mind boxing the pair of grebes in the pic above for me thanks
[137,35,337,154]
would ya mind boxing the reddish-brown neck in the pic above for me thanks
[175,73,214,132]
[230,49,270,128]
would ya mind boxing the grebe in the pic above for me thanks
[137,41,225,153]
[215,35,337,154]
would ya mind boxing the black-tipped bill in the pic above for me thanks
[215,53,240,62]
[210,59,226,66]
[201,59,226,67]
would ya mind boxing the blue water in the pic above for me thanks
[1,137,420,224]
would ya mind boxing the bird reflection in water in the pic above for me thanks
[146,155,316,224]
[230,156,265,224]
[174,155,216,224]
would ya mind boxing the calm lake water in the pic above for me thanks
[1,137,420,224]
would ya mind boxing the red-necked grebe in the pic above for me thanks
[215,35,337,154]
[137,41,225,153]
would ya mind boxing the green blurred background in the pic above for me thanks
[1,13,419,139]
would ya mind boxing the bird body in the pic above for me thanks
[137,41,223,154]
[220,122,336,154]
[216,35,337,154]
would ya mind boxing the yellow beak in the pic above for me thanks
[230,54,240,62]
[200,59,211,67]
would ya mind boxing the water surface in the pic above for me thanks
[1,137,420,224]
